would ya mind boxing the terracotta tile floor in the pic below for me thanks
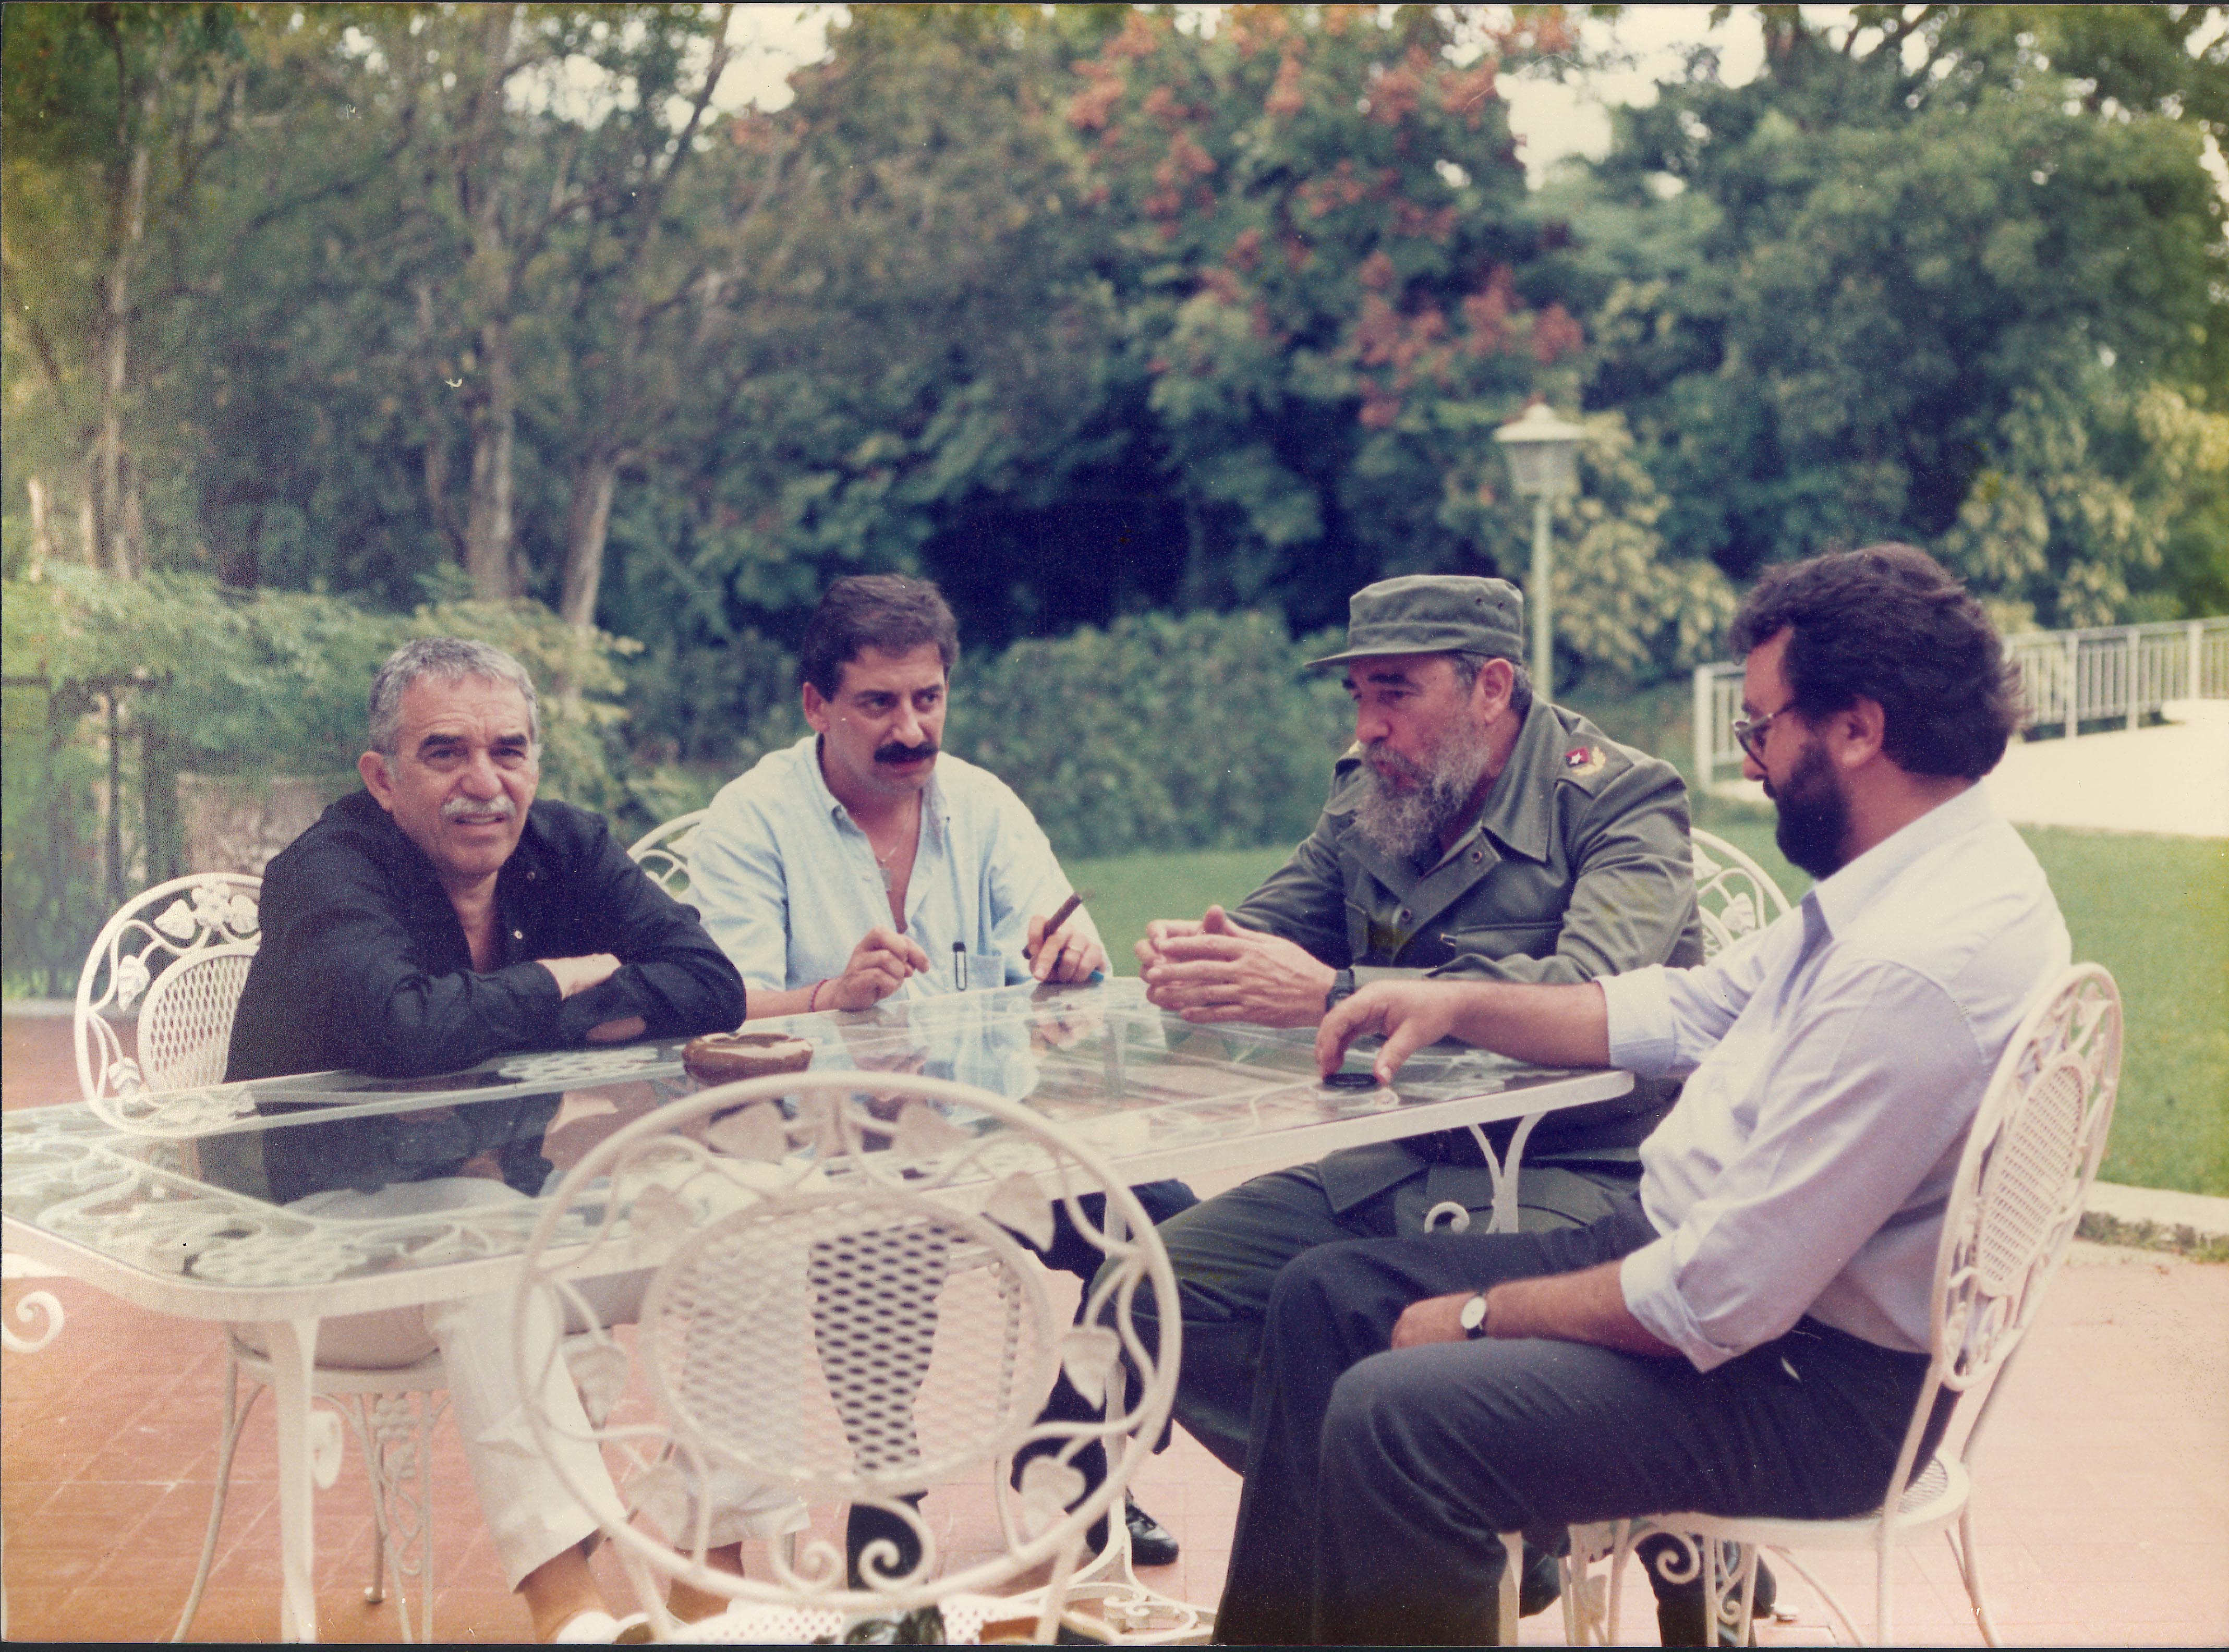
[8,1014,2225,1644]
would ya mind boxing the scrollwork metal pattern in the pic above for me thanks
[513,1070,1183,1635]
[625,810,705,902]
[1690,829,1794,961]
[73,872,263,1131]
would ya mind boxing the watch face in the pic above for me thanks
[1459,1293,1487,1332]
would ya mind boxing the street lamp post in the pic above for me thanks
[1493,403,1586,702]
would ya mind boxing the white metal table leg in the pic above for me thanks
[262,1317,324,1642]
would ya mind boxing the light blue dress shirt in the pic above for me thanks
[688,734,1099,1000]
[1602,785,2070,1371]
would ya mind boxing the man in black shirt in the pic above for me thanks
[225,638,760,1643]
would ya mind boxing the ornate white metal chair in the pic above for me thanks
[1562,963,2124,1647]
[1689,827,1794,961]
[70,873,447,1642]
[514,1069,1182,1643]
[627,809,707,902]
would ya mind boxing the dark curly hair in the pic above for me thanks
[1727,544,2022,780]
[798,574,961,699]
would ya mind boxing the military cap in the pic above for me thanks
[1304,574,1527,670]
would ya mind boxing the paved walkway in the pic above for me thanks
[7,1023,2225,1644]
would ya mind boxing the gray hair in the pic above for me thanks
[1447,650,1535,721]
[367,637,540,755]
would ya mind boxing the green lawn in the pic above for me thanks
[1073,820,2229,1198]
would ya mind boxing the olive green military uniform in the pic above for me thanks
[1140,575,1703,1473]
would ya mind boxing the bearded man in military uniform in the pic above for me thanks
[1132,573,1724,1629]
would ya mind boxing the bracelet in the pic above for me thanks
[808,978,828,1013]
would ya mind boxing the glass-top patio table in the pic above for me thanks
[2,976,1631,1641]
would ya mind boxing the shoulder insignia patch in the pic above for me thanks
[1563,745,1606,779]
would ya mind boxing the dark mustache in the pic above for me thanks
[875,739,939,764]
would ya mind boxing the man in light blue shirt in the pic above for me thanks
[688,573,1196,1573]
[1210,544,2070,1645]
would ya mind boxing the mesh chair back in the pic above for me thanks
[1931,963,2121,1403]
[1690,829,1793,960]
[627,810,706,902]
[515,1069,1178,1623]
[75,874,263,1121]
[136,943,259,1092]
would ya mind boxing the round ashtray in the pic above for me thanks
[682,1031,814,1084]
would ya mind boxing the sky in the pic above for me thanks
[692,4,2224,195]
[698,3,1776,183]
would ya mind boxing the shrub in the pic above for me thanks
[948,611,1354,859]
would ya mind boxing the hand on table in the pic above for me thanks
[1137,905,1337,1027]
[829,926,931,1011]
[1315,980,1469,1084]
[1025,908,1105,984]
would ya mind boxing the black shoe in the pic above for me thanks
[1086,1495,1181,1567]
[1519,1541,1563,1617]
[1124,1496,1181,1567]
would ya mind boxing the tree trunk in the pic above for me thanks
[463,318,517,600]
[559,449,621,631]
[92,119,152,578]
[26,476,54,572]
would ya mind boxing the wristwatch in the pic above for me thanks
[1459,1291,1491,1340]
[1324,967,1357,1014]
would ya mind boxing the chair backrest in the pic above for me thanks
[1889,963,2123,1503]
[514,1069,1179,1630]
[627,809,706,902]
[1690,828,1794,959]
[75,874,263,1117]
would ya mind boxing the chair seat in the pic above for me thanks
[1644,1454,1970,1552]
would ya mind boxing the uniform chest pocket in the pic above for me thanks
[1431,919,1561,966]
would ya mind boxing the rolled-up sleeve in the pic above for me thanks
[1619,957,1990,1369]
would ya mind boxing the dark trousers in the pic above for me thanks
[1135,1157,1640,1472]
[1021,1177,1197,1489]
[1215,1197,1936,1646]
[846,1177,1197,1570]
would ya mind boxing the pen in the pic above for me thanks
[1025,889,1089,960]
[954,940,967,991]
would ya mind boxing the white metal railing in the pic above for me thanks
[1692,615,2229,793]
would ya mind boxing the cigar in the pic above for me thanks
[1025,889,1090,959]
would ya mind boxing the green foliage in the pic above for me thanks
[1569,9,2228,624]
[1688,806,2227,1198]
[1,567,637,985]
[948,609,1353,859]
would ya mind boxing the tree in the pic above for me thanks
[1571,4,2228,625]
[3,2,251,577]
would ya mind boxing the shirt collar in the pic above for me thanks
[1804,781,1998,940]
[805,733,948,835]
[1468,699,1558,863]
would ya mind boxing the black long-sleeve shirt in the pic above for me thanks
[228,789,746,1083]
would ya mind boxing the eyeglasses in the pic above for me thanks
[1731,701,1799,760]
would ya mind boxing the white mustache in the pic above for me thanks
[441,794,516,823]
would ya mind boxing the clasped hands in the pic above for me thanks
[1136,905,1338,1026]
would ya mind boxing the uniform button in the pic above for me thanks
[512,929,524,941]
[526,869,537,881]
[1399,908,1411,922]
[1472,850,1483,863]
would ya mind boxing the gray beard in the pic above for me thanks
[1352,736,1494,864]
